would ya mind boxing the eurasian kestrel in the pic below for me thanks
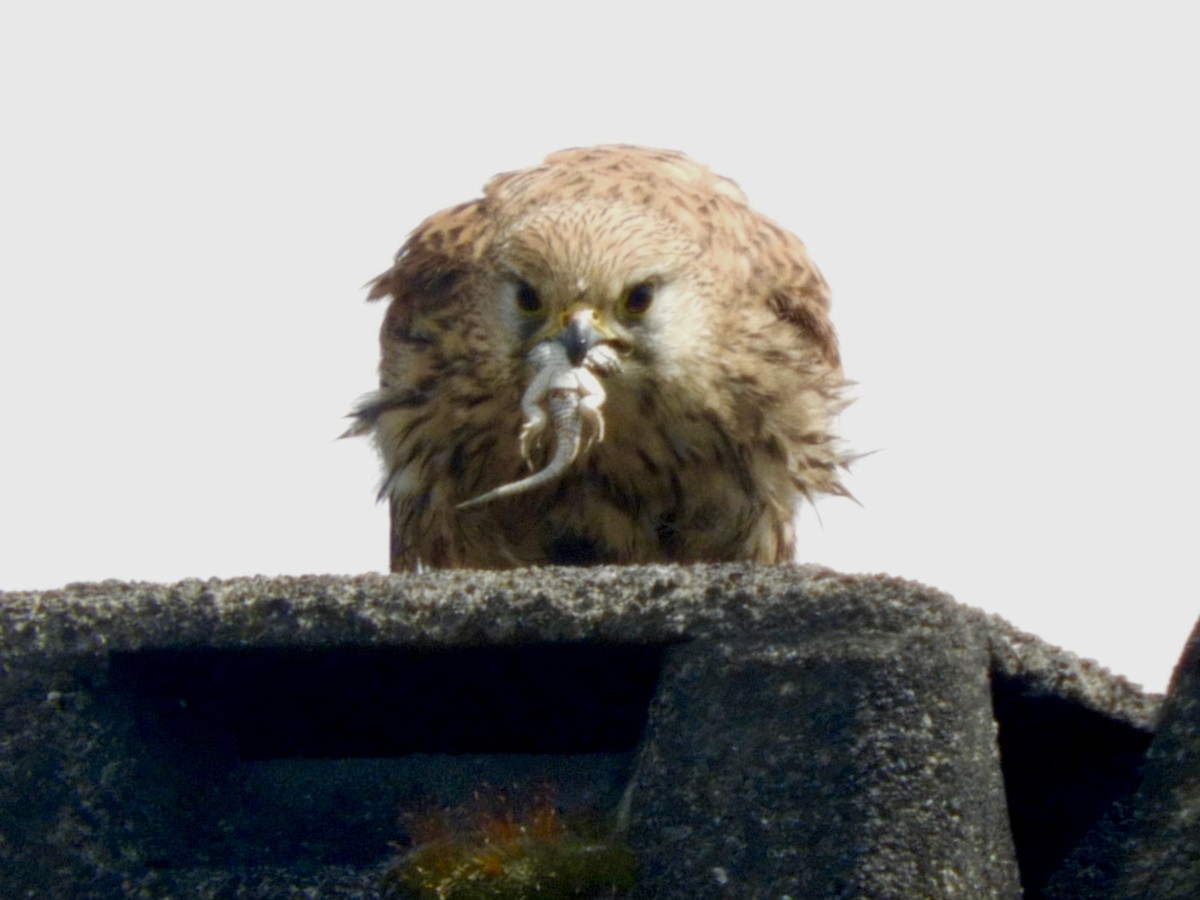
[350,145,851,569]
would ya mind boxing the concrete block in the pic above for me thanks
[0,565,1161,897]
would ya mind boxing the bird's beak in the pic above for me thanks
[557,307,609,366]
[560,308,603,366]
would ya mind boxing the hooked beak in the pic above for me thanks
[558,307,606,366]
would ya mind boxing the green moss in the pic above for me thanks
[383,835,637,898]
[381,787,637,899]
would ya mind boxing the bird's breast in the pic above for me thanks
[459,380,793,565]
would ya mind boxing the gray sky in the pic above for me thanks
[2,3,1196,693]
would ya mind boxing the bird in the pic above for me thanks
[348,145,851,570]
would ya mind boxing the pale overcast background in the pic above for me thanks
[2,3,1196,693]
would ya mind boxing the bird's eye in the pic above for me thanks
[515,282,543,314]
[622,282,655,317]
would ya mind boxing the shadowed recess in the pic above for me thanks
[111,643,669,759]
[992,672,1154,898]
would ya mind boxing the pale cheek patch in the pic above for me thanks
[637,283,709,382]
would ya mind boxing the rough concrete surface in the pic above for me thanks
[0,565,1169,898]
[1046,615,1200,899]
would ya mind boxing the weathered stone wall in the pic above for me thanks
[0,565,1179,898]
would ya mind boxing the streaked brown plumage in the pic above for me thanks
[350,146,850,569]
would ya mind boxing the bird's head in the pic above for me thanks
[489,199,709,383]
[500,277,653,369]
